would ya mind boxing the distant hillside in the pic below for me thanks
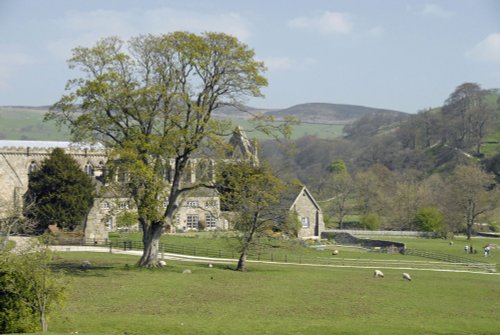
[0,102,406,141]
[0,106,69,141]
[267,103,407,124]
[211,102,407,124]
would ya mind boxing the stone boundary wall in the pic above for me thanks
[321,231,406,253]
[324,229,434,237]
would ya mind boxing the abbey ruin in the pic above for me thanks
[0,128,323,240]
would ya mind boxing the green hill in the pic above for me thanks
[0,106,69,141]
[1,102,405,141]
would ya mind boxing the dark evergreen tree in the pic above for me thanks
[25,148,94,231]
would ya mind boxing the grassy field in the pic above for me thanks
[108,231,500,265]
[0,107,69,140]
[42,250,500,335]
[0,108,343,142]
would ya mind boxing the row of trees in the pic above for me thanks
[321,160,497,239]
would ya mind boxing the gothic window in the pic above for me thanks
[28,161,38,174]
[84,162,94,176]
[119,202,129,210]
[101,202,110,210]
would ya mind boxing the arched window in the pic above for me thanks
[84,162,94,176]
[28,161,38,174]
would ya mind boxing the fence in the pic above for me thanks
[48,237,497,273]
[404,248,495,272]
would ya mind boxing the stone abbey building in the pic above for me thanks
[0,129,324,240]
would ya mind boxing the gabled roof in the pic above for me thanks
[280,184,322,212]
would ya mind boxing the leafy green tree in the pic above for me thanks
[25,148,94,232]
[414,207,444,232]
[217,163,285,271]
[441,83,495,155]
[280,210,302,238]
[444,164,497,239]
[116,211,139,234]
[360,213,381,230]
[0,239,67,333]
[46,32,270,267]
[327,159,347,174]
[325,160,355,229]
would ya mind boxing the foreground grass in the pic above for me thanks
[43,252,500,335]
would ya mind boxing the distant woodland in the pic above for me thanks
[260,83,500,234]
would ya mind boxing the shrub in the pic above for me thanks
[360,213,381,230]
[415,207,444,232]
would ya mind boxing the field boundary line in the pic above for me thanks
[50,245,499,276]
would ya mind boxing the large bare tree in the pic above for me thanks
[46,32,267,267]
[444,164,497,240]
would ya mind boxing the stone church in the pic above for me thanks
[0,128,323,240]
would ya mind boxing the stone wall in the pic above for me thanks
[0,143,107,218]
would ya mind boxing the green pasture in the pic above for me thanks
[108,231,500,264]
[223,117,344,140]
[0,107,69,140]
[0,108,343,141]
[39,251,500,335]
[366,234,500,265]
[108,231,428,262]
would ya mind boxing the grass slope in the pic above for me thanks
[0,107,69,140]
[47,251,500,335]
[0,107,344,141]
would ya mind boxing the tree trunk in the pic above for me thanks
[40,310,47,332]
[138,221,164,267]
[236,251,248,272]
[236,231,254,272]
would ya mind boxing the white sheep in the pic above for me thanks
[374,269,384,278]
[81,260,92,270]
[158,260,167,267]
[208,263,213,268]
[402,272,412,281]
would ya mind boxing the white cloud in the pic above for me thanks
[0,51,37,90]
[467,33,500,62]
[262,57,294,71]
[422,4,453,18]
[288,11,352,34]
[47,7,251,60]
[260,56,319,72]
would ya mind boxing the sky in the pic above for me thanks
[0,0,499,113]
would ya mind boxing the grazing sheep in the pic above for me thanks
[374,269,384,278]
[182,269,192,274]
[158,260,167,267]
[402,272,412,281]
[332,250,339,255]
[81,260,92,270]
[208,263,213,268]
